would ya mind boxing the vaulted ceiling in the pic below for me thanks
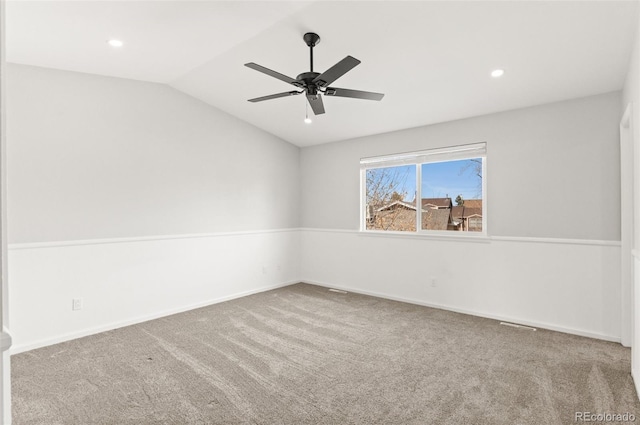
[6,1,639,146]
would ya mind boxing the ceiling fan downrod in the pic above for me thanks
[303,32,320,72]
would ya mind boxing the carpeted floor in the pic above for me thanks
[12,283,640,424]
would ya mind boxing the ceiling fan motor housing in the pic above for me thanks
[297,71,322,95]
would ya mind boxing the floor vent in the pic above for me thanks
[328,288,348,294]
[499,322,537,331]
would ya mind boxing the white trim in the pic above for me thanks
[619,102,634,348]
[490,235,621,247]
[359,168,366,231]
[633,368,640,402]
[415,162,422,229]
[9,280,299,355]
[360,143,487,236]
[302,279,621,343]
[361,229,492,243]
[0,330,10,353]
[633,249,640,260]
[300,228,621,247]
[8,228,299,250]
[622,102,633,129]
[301,228,359,234]
[481,154,488,233]
[360,142,487,169]
[307,227,493,243]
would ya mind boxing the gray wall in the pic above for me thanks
[300,92,621,241]
[7,64,300,243]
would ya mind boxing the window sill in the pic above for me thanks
[359,230,491,243]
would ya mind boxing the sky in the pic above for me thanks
[367,158,482,203]
[422,159,482,200]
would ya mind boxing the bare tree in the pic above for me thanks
[459,158,482,198]
[366,167,415,231]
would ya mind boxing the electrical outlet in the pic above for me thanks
[262,266,267,275]
[431,277,437,288]
[72,298,83,311]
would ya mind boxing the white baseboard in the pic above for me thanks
[302,279,621,344]
[10,280,299,355]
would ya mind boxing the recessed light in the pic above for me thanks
[107,39,124,48]
[491,69,505,78]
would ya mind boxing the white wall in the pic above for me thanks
[300,93,624,341]
[302,231,620,341]
[6,64,301,352]
[9,230,300,353]
[622,8,640,396]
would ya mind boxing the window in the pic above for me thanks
[468,216,482,232]
[361,143,486,235]
[365,165,416,231]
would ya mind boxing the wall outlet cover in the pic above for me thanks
[72,298,83,311]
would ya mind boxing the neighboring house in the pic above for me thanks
[369,198,452,231]
[421,198,453,209]
[421,208,451,230]
[451,200,483,232]
[376,200,417,212]
[368,197,483,232]
[369,200,418,231]
[462,199,482,209]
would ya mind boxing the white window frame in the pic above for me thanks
[360,142,487,238]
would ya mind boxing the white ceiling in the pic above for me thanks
[6,1,639,147]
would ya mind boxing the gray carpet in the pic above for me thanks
[12,283,640,424]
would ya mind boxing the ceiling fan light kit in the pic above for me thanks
[245,32,384,117]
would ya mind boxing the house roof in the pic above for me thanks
[452,206,482,219]
[422,208,451,231]
[464,207,482,218]
[421,198,452,209]
[463,199,482,209]
[376,200,416,212]
[451,206,464,219]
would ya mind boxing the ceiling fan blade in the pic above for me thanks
[248,91,302,103]
[245,62,302,87]
[306,93,325,115]
[324,87,384,101]
[312,56,361,87]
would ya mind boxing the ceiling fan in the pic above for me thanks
[245,32,384,116]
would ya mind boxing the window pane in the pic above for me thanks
[420,158,483,232]
[366,165,416,231]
